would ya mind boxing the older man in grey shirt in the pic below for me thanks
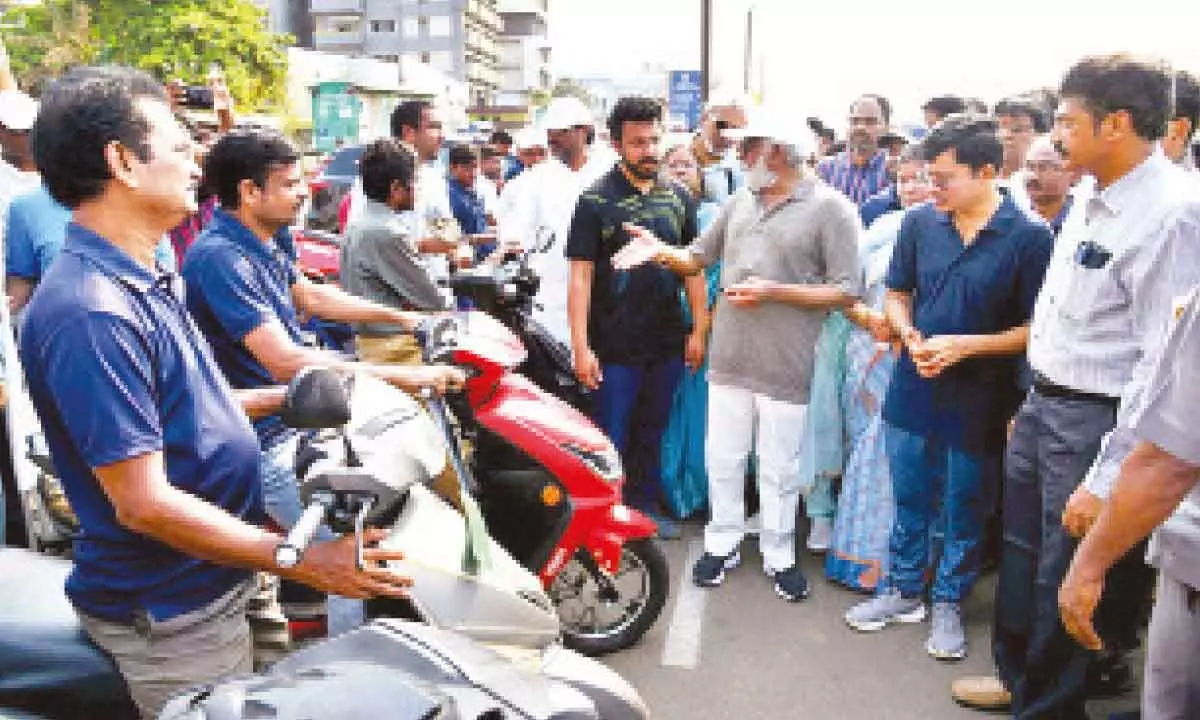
[1060,282,1200,719]
[613,117,860,602]
[341,139,445,365]
[954,55,1200,717]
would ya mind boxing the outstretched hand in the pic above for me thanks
[612,223,665,270]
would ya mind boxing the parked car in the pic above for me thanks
[306,145,363,232]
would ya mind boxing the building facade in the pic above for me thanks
[495,0,550,106]
[309,0,501,106]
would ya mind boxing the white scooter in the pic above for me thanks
[263,353,651,720]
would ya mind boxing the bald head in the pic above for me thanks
[1024,134,1071,218]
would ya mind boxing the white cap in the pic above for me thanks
[514,125,548,150]
[727,107,815,158]
[0,90,37,132]
[542,96,592,131]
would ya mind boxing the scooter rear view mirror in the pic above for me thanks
[281,367,352,430]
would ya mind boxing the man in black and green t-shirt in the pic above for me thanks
[566,96,707,537]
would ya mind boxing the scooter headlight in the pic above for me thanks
[563,443,623,483]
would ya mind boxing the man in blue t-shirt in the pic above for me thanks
[5,182,176,313]
[182,131,462,560]
[19,67,415,718]
[844,116,1053,661]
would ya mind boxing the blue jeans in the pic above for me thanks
[260,433,364,635]
[884,423,1000,604]
[593,357,684,511]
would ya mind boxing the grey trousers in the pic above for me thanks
[78,581,253,719]
[1144,572,1200,719]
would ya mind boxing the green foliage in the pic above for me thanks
[3,0,291,111]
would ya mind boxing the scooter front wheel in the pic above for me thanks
[549,538,669,656]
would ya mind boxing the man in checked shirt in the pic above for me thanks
[953,54,1200,718]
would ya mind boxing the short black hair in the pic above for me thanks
[447,143,477,167]
[479,145,502,160]
[921,114,1003,172]
[994,95,1050,132]
[489,130,513,146]
[390,99,432,138]
[922,95,967,119]
[32,66,167,209]
[360,138,415,204]
[203,130,299,209]
[852,94,892,124]
[1173,70,1200,132]
[1059,54,1171,141]
[607,96,663,142]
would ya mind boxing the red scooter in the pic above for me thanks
[429,310,670,656]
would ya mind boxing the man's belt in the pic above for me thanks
[1032,372,1119,406]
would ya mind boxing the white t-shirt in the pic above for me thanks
[498,150,615,346]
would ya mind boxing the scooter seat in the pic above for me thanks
[0,548,136,719]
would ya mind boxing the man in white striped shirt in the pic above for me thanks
[954,54,1200,718]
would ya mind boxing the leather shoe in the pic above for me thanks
[951,676,1012,711]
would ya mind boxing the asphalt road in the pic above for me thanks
[601,520,1142,720]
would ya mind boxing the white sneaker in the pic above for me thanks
[806,517,833,553]
[845,588,927,632]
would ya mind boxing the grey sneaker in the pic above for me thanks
[845,587,927,632]
[927,602,967,660]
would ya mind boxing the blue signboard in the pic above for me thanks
[667,70,703,132]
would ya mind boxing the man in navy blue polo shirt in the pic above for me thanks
[844,115,1053,661]
[182,131,462,632]
[19,67,414,718]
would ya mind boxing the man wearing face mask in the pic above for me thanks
[610,113,861,600]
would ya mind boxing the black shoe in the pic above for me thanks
[772,565,810,602]
[1087,650,1134,698]
[692,549,741,588]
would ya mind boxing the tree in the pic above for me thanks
[549,77,594,106]
[2,1,98,92]
[3,0,291,111]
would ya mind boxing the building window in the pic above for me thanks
[418,16,429,32]
[370,20,396,33]
[428,15,450,37]
[420,51,431,63]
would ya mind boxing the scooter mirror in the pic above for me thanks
[280,367,352,429]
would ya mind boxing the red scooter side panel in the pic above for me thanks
[469,372,661,580]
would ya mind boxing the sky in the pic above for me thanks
[549,0,1200,129]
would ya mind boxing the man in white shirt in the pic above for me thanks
[495,126,547,226]
[499,97,614,347]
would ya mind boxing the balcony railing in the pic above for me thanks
[313,28,365,46]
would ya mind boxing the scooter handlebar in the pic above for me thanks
[274,499,328,569]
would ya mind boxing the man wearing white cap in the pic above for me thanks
[500,97,614,347]
[612,112,862,601]
[0,87,41,250]
[494,125,547,226]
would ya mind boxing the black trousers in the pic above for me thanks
[992,389,1153,719]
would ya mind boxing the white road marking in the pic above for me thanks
[660,538,707,669]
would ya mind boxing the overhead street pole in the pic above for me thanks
[700,0,711,103]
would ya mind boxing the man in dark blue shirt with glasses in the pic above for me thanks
[845,115,1053,663]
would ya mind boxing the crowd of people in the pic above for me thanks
[3,34,1200,720]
